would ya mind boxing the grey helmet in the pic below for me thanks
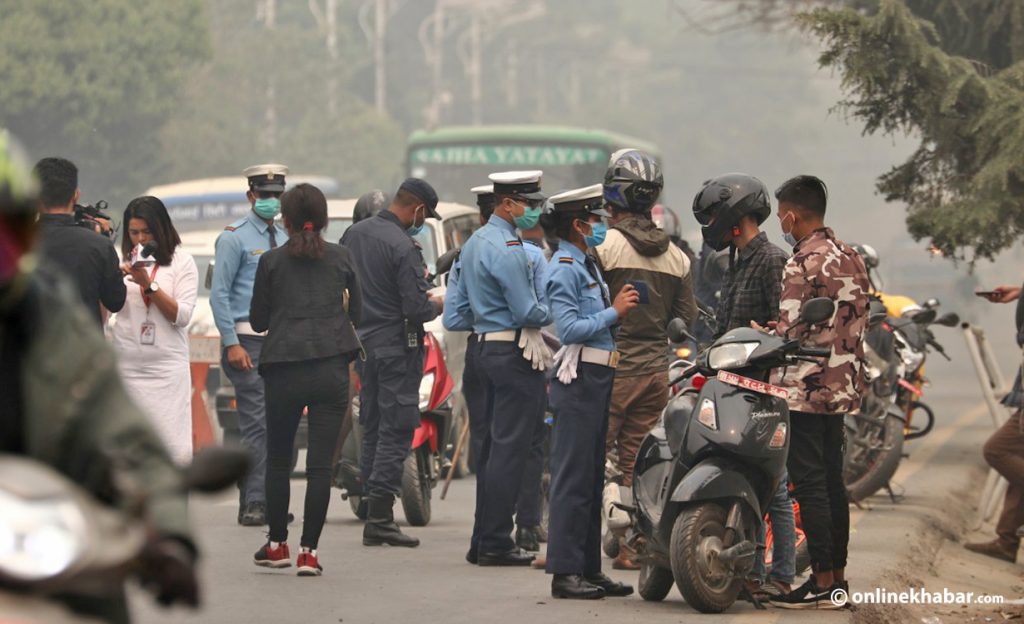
[851,243,879,270]
[603,148,663,213]
[353,189,390,223]
[692,173,771,251]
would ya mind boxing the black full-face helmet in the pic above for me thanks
[692,173,771,251]
[603,148,663,214]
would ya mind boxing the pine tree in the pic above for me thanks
[800,0,1024,261]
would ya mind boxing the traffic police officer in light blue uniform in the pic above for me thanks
[211,163,290,526]
[542,184,638,599]
[455,171,553,566]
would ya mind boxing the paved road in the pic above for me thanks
[130,311,1014,623]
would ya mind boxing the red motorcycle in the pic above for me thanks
[335,331,455,527]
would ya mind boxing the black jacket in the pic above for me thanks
[250,241,363,369]
[36,213,126,327]
[341,210,439,349]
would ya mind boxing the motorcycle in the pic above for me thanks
[625,298,835,613]
[843,297,958,502]
[335,250,459,527]
[0,448,248,623]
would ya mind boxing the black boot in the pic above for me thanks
[516,525,540,552]
[363,495,420,548]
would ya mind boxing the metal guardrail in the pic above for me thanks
[962,323,1017,529]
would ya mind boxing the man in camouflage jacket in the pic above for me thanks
[769,175,869,610]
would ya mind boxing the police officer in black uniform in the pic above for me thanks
[341,178,443,548]
[542,184,637,599]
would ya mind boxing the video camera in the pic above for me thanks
[74,200,114,239]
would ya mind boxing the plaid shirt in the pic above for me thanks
[715,232,788,336]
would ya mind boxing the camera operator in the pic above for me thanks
[33,157,125,328]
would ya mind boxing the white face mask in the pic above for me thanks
[780,211,798,247]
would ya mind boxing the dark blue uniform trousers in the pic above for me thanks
[221,334,268,507]
[471,340,547,554]
[545,362,615,576]
[357,345,425,499]
[464,334,545,531]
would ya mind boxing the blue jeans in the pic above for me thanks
[752,472,796,584]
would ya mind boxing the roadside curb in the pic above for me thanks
[844,404,994,624]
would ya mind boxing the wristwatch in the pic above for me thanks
[144,282,160,295]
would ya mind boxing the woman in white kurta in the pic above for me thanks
[112,196,198,465]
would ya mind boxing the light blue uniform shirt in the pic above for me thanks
[544,243,617,350]
[210,211,289,347]
[455,215,552,333]
[442,256,473,332]
[443,237,549,333]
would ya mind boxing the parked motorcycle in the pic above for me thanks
[625,298,834,613]
[843,297,958,502]
[0,448,248,623]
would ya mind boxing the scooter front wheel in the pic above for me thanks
[638,560,673,602]
[670,503,742,613]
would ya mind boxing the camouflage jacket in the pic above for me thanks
[773,228,870,415]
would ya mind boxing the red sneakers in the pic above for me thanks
[253,542,291,568]
[297,551,323,577]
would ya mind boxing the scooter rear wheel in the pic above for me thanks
[670,503,743,613]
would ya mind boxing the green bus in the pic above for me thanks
[406,124,661,205]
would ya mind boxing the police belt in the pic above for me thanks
[479,329,520,343]
[580,347,620,369]
[235,321,267,337]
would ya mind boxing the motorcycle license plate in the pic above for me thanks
[717,371,790,400]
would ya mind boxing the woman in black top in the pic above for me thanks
[249,183,362,576]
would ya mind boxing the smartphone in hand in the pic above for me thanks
[626,279,650,305]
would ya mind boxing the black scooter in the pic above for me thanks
[625,298,835,613]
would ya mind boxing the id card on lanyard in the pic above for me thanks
[140,265,159,346]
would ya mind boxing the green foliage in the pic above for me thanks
[801,0,1024,261]
[0,0,209,203]
[157,0,404,195]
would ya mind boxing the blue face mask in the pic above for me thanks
[512,203,542,230]
[584,222,607,248]
[406,206,424,236]
[253,197,280,219]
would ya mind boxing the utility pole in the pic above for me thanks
[264,0,277,150]
[469,10,482,125]
[375,0,388,114]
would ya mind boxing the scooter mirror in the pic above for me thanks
[798,297,835,326]
[434,248,460,278]
[910,308,937,326]
[936,312,960,327]
[183,447,250,493]
[666,318,694,344]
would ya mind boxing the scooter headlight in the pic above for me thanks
[707,342,758,371]
[418,372,435,411]
[901,347,924,374]
[696,398,718,431]
[0,489,86,582]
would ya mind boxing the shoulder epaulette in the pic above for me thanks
[558,256,575,264]
[224,225,238,231]
[506,240,522,247]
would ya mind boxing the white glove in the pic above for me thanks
[552,344,583,385]
[518,327,553,371]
